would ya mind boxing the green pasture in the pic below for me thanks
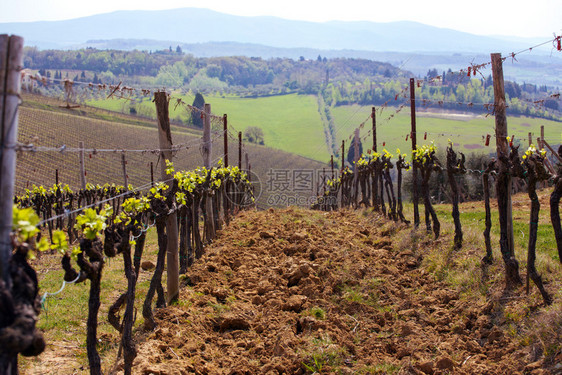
[184,93,329,162]
[87,94,561,163]
[332,104,561,157]
[89,93,329,161]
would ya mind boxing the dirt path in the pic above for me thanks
[128,207,535,375]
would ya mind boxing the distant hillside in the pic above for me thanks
[0,7,547,54]
[4,8,561,86]
[68,40,562,87]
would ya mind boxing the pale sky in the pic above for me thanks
[1,0,560,38]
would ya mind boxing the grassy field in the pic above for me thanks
[88,93,330,162]
[20,229,162,374]
[331,104,562,157]
[188,93,329,162]
[87,92,561,163]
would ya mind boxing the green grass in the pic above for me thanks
[302,306,327,320]
[301,334,348,373]
[434,199,559,263]
[358,363,401,374]
[332,104,561,155]
[89,93,331,162]
[87,91,561,164]
[20,228,161,373]
[184,93,329,162]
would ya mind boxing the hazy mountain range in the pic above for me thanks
[2,8,561,85]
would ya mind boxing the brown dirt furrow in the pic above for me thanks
[131,207,531,375]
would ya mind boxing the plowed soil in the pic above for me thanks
[129,207,538,375]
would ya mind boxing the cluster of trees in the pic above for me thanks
[23,47,405,93]
[24,47,176,76]
[323,74,560,119]
[243,126,265,145]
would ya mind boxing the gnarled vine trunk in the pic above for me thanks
[496,153,522,287]
[482,161,495,264]
[446,147,465,249]
[524,157,552,305]
[0,246,46,374]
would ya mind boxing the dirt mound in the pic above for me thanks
[131,208,532,374]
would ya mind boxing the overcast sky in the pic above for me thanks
[1,0,560,38]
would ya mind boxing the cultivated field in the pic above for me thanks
[18,93,328,207]
[20,189,562,374]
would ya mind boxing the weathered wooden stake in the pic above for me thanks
[203,103,215,240]
[79,141,86,189]
[238,131,242,169]
[543,139,562,164]
[0,33,26,375]
[372,106,377,153]
[341,140,345,172]
[410,78,420,227]
[223,114,229,219]
[539,126,556,175]
[121,152,128,190]
[353,128,360,206]
[0,34,23,284]
[154,91,179,303]
[223,114,228,167]
[150,162,154,187]
[202,103,212,168]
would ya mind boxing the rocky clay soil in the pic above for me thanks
[128,207,551,375]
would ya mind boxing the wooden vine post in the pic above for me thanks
[410,78,420,227]
[79,141,86,189]
[222,114,230,220]
[202,103,212,168]
[121,152,128,189]
[202,103,215,241]
[353,128,360,206]
[238,131,242,169]
[223,114,228,167]
[341,140,345,207]
[372,106,379,209]
[0,35,23,286]
[1,34,37,374]
[154,91,179,303]
[491,53,521,287]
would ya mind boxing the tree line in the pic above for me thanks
[24,47,560,121]
[23,47,405,91]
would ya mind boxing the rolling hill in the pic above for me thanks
[5,8,560,86]
[16,93,329,208]
[0,8,542,53]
